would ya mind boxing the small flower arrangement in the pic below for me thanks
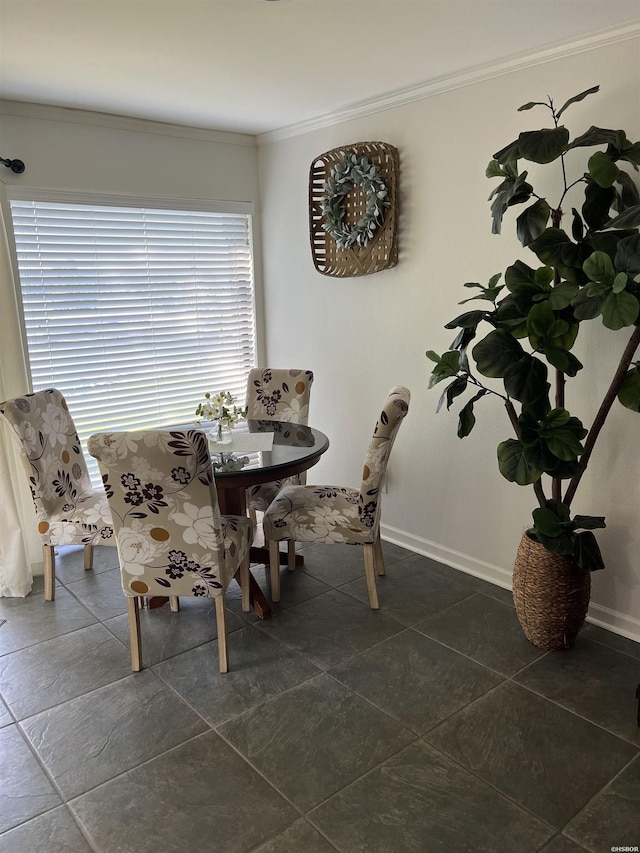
[195,390,246,428]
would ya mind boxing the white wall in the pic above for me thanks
[257,38,640,640]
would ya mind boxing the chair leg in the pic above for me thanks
[83,542,94,571]
[215,595,228,673]
[373,535,385,576]
[127,596,143,672]
[287,540,297,572]
[249,508,258,525]
[169,596,180,612]
[268,539,281,602]
[363,544,380,610]
[43,545,55,601]
[240,554,250,613]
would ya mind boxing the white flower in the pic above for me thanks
[170,503,221,549]
[41,404,71,448]
[308,505,350,527]
[117,527,158,576]
[104,432,140,459]
[82,500,112,527]
[48,521,79,545]
[18,420,40,453]
[278,399,308,423]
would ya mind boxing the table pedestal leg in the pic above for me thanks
[217,485,272,620]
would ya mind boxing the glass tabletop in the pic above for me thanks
[173,420,330,481]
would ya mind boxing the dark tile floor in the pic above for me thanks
[0,542,639,852]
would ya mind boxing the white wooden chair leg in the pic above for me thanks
[287,540,296,572]
[169,596,180,612]
[43,545,55,601]
[240,554,250,612]
[363,544,380,610]
[83,542,94,570]
[373,535,385,576]
[215,596,228,673]
[268,539,281,602]
[127,596,143,671]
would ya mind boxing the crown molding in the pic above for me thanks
[0,99,257,147]
[258,21,640,145]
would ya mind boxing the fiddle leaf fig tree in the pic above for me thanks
[428,86,640,572]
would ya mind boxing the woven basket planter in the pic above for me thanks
[513,531,590,651]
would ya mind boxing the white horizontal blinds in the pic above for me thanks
[10,198,256,485]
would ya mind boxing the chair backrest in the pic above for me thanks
[0,388,94,522]
[358,386,410,529]
[88,429,229,599]
[245,368,314,423]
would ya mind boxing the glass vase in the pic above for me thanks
[216,421,233,444]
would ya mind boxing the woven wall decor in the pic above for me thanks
[309,141,399,278]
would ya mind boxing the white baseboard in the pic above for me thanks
[380,523,640,645]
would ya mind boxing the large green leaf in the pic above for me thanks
[516,198,550,246]
[601,290,640,330]
[517,127,569,163]
[542,409,571,429]
[583,251,615,285]
[571,288,605,320]
[529,228,583,283]
[486,159,506,178]
[518,100,548,112]
[534,530,576,557]
[567,126,621,150]
[605,205,640,229]
[617,365,640,412]
[437,376,468,413]
[548,281,579,310]
[582,181,616,230]
[616,171,640,209]
[503,355,549,405]
[544,427,584,461]
[505,260,537,290]
[428,350,461,388]
[571,208,585,242]
[444,310,486,330]
[497,439,543,485]
[527,300,555,339]
[588,151,619,188]
[532,507,565,538]
[492,138,522,165]
[573,531,605,572]
[615,235,640,277]
[457,389,487,438]
[490,172,533,234]
[543,347,583,377]
[555,85,600,119]
[618,140,640,167]
[527,301,579,357]
[572,515,606,531]
[472,329,523,378]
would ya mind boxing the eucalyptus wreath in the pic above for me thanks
[320,154,390,249]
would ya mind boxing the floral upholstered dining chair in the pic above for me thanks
[245,367,314,508]
[0,388,115,600]
[88,428,253,673]
[263,386,410,606]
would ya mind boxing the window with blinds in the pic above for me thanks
[9,195,257,484]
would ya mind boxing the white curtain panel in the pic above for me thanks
[0,196,40,596]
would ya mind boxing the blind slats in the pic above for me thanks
[10,198,256,485]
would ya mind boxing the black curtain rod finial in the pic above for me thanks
[0,156,26,174]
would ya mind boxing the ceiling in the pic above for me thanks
[0,0,638,137]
